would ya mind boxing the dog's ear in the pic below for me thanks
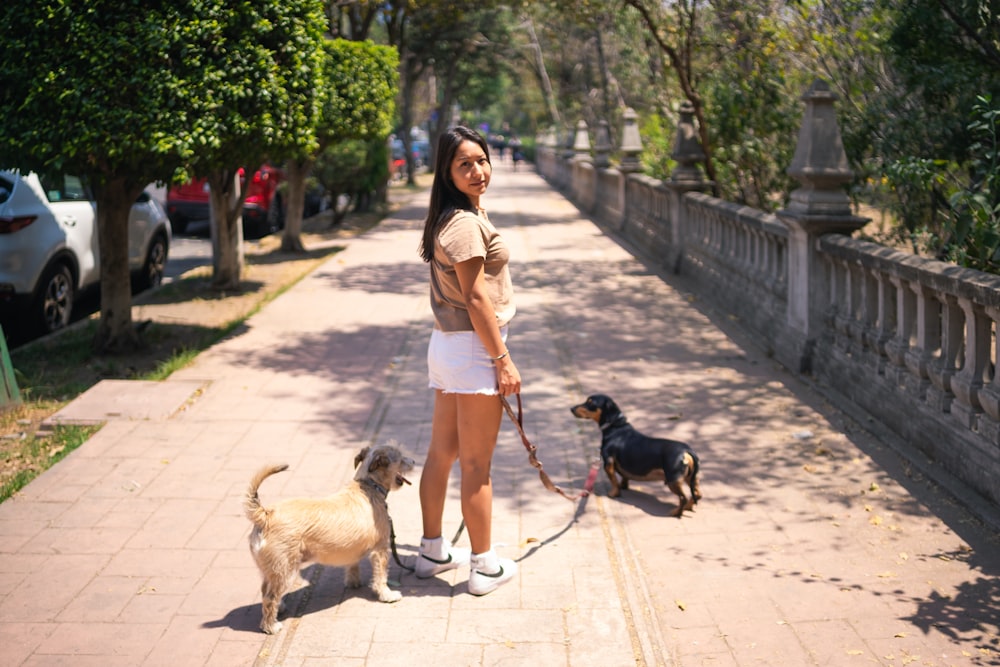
[368,451,390,473]
[354,447,370,469]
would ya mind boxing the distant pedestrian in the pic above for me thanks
[510,136,523,171]
[415,125,519,595]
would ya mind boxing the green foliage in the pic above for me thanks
[638,111,675,181]
[0,0,327,183]
[880,157,953,253]
[310,39,397,210]
[317,39,399,149]
[0,2,189,182]
[940,96,1000,271]
[313,138,387,220]
[168,0,328,179]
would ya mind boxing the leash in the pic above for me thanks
[391,518,467,574]
[500,393,599,502]
[391,394,599,574]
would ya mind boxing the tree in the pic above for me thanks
[0,0,327,349]
[0,2,191,352]
[280,39,398,252]
[173,0,327,288]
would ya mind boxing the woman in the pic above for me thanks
[415,126,519,595]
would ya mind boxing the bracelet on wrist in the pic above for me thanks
[492,350,509,362]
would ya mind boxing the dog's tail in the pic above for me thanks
[244,464,289,526]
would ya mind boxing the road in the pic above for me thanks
[1,224,212,350]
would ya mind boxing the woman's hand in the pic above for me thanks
[494,355,521,396]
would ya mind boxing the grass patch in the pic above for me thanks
[0,421,100,503]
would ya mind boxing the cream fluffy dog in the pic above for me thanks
[244,444,414,634]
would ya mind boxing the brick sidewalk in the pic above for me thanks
[1,162,997,666]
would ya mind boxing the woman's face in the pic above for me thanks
[449,139,491,204]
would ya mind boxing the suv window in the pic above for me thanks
[39,174,91,202]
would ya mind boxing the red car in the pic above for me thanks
[166,164,285,239]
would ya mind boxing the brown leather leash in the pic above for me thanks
[500,393,599,501]
[392,394,598,575]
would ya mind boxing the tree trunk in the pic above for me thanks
[525,18,561,127]
[92,177,146,353]
[208,168,245,290]
[399,55,421,186]
[280,158,312,253]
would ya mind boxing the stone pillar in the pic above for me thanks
[594,120,612,169]
[776,80,868,373]
[670,102,705,184]
[619,108,643,174]
[572,119,591,162]
[665,101,711,273]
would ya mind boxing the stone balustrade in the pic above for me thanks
[535,82,1000,519]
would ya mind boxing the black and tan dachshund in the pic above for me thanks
[571,394,702,517]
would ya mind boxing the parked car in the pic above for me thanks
[0,170,171,335]
[166,164,286,239]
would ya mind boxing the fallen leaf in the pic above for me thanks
[675,599,686,611]
[870,515,883,526]
[894,632,907,638]
[846,649,864,655]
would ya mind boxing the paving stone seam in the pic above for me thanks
[537,298,669,667]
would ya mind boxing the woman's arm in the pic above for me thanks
[454,257,521,396]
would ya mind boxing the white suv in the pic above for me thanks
[0,170,171,335]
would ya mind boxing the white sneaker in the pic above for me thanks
[415,536,470,579]
[468,550,517,596]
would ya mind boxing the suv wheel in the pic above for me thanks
[34,262,75,334]
[135,233,168,292]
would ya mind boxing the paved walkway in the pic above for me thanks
[2,162,998,667]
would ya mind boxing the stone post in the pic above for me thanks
[594,120,612,169]
[670,102,705,184]
[665,101,711,273]
[619,108,643,174]
[776,80,868,373]
[572,119,591,162]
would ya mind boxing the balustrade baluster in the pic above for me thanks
[884,275,914,387]
[950,298,990,428]
[978,307,1000,443]
[927,294,963,412]
[904,284,940,399]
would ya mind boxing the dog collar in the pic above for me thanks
[600,417,629,432]
[361,478,389,499]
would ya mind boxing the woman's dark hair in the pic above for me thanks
[419,125,491,262]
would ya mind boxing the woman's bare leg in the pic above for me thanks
[455,393,502,554]
[420,390,460,539]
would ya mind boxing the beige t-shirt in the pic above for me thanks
[430,209,515,332]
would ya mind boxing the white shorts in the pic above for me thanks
[427,327,508,395]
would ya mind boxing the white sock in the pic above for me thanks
[420,536,445,559]
[471,549,499,573]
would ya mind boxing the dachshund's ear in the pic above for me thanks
[354,447,370,469]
